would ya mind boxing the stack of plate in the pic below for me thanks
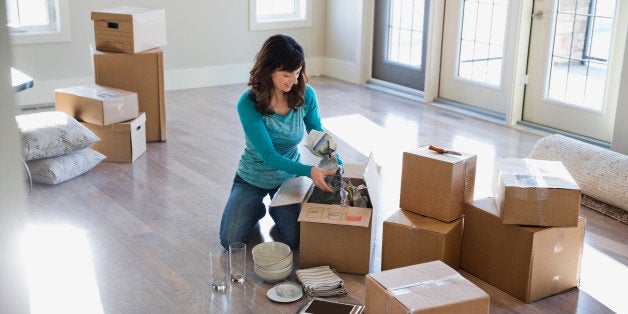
[252,242,293,283]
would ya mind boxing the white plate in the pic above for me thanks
[267,282,303,303]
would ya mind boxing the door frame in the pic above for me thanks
[361,0,533,127]
[522,0,628,142]
[359,0,628,149]
[372,0,431,91]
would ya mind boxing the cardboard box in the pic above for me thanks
[91,7,166,54]
[93,48,166,142]
[461,198,585,303]
[382,209,463,271]
[83,112,146,163]
[493,158,581,227]
[399,146,476,222]
[365,260,490,314]
[55,85,138,126]
[270,154,380,275]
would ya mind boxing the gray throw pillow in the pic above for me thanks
[27,148,106,185]
[16,111,100,161]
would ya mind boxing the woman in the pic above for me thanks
[219,34,340,250]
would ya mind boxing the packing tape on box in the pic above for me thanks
[388,274,467,296]
[384,274,470,312]
[498,177,550,224]
[551,274,562,292]
[554,229,564,253]
[510,187,550,225]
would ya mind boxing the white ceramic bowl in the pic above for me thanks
[255,251,293,271]
[252,242,292,269]
[254,262,293,283]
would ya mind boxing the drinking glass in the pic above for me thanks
[229,242,246,283]
[210,250,228,291]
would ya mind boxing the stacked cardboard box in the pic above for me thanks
[458,157,585,303]
[381,209,462,271]
[492,158,581,227]
[461,198,585,303]
[91,7,166,54]
[82,112,147,163]
[91,7,167,142]
[400,146,477,222]
[54,85,146,163]
[52,7,166,162]
[381,145,476,271]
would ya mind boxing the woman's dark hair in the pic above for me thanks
[248,34,308,116]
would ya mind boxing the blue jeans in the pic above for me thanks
[219,174,301,250]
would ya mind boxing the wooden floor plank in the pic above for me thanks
[24,76,627,313]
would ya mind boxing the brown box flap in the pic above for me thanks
[270,152,380,211]
[83,112,146,133]
[385,209,459,234]
[406,145,476,165]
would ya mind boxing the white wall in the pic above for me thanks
[323,0,366,84]
[10,0,627,148]
[1,2,30,312]
[611,31,628,154]
[11,0,329,107]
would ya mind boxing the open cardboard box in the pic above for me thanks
[270,153,380,274]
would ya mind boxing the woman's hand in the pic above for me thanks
[310,167,336,193]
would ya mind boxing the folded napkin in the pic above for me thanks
[296,266,347,297]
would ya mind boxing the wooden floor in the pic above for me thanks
[24,76,627,313]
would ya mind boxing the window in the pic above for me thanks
[5,0,70,44]
[546,0,617,111]
[250,0,311,31]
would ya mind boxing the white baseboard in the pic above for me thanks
[322,57,360,84]
[166,57,327,91]
[165,63,251,91]
[16,76,94,107]
[15,56,347,107]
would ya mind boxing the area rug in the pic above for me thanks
[581,195,628,224]
[529,134,627,223]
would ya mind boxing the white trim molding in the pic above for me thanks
[14,57,328,107]
[322,57,361,84]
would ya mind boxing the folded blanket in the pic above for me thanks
[296,266,347,297]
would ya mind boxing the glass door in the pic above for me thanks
[523,0,628,142]
[372,0,429,91]
[439,0,515,115]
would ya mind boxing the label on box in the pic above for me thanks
[96,90,122,99]
[299,205,371,228]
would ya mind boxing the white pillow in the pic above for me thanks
[27,148,106,185]
[16,111,100,161]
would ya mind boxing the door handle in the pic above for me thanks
[532,11,543,20]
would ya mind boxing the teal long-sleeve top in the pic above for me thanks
[236,85,324,189]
